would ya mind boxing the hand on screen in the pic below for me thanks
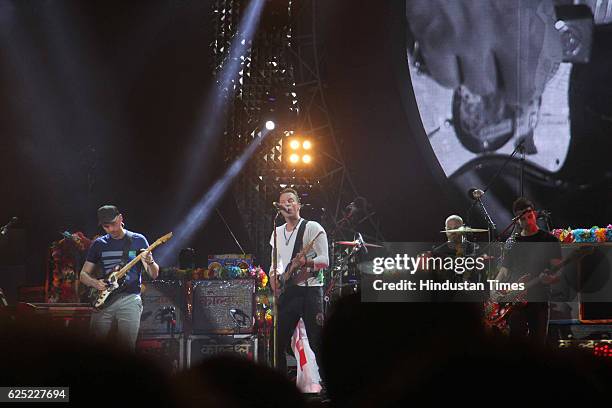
[406,0,563,107]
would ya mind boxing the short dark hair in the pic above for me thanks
[279,187,300,203]
[512,197,534,214]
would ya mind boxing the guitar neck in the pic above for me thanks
[522,252,582,290]
[299,231,324,257]
[113,239,165,280]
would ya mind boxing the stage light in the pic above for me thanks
[265,120,276,130]
[302,140,311,150]
[289,154,300,163]
[289,139,300,150]
[302,154,312,164]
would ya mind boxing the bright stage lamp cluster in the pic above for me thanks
[284,137,313,166]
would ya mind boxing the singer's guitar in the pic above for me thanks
[484,245,593,332]
[92,232,173,309]
[275,231,325,296]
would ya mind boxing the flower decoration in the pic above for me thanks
[594,227,607,243]
[557,228,574,243]
[574,229,596,243]
[208,262,222,279]
[265,309,273,326]
[258,269,268,289]
[226,265,242,279]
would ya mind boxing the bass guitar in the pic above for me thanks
[92,232,173,309]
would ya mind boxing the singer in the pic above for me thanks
[270,188,329,383]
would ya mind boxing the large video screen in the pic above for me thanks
[404,0,612,225]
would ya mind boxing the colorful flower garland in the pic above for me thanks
[552,225,612,243]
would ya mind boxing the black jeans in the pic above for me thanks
[276,285,324,378]
[508,302,549,343]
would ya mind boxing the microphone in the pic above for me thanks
[273,202,287,212]
[511,208,532,222]
[229,308,250,327]
[0,217,18,236]
[467,188,485,200]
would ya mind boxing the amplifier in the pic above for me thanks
[16,302,93,331]
[136,334,184,374]
[186,334,257,368]
[139,280,184,335]
[552,244,612,323]
[191,279,255,334]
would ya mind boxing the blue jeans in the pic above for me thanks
[90,293,143,350]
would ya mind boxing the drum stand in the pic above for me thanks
[324,241,362,304]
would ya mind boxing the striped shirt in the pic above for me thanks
[86,230,149,294]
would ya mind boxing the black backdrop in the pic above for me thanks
[1,0,610,289]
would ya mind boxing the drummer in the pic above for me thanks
[430,215,479,281]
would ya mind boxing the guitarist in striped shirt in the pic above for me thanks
[79,205,159,350]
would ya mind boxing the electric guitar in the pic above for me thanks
[484,245,594,331]
[92,232,173,309]
[275,231,325,296]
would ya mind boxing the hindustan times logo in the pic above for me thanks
[371,254,486,275]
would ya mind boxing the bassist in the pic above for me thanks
[493,198,561,343]
[79,205,159,350]
[269,188,329,379]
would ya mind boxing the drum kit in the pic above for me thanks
[440,226,489,234]
[326,225,498,300]
[325,235,383,300]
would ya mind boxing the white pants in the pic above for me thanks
[90,293,143,351]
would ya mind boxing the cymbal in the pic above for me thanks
[335,240,383,248]
[441,226,489,233]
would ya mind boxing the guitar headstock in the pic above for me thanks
[155,232,173,245]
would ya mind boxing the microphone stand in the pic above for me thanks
[466,138,528,271]
[271,209,281,368]
[216,208,246,255]
[477,208,527,264]
[475,198,497,242]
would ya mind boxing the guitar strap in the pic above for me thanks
[289,219,309,261]
[120,231,133,268]
[284,219,310,289]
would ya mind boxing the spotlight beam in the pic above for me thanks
[173,0,266,207]
[158,127,272,264]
